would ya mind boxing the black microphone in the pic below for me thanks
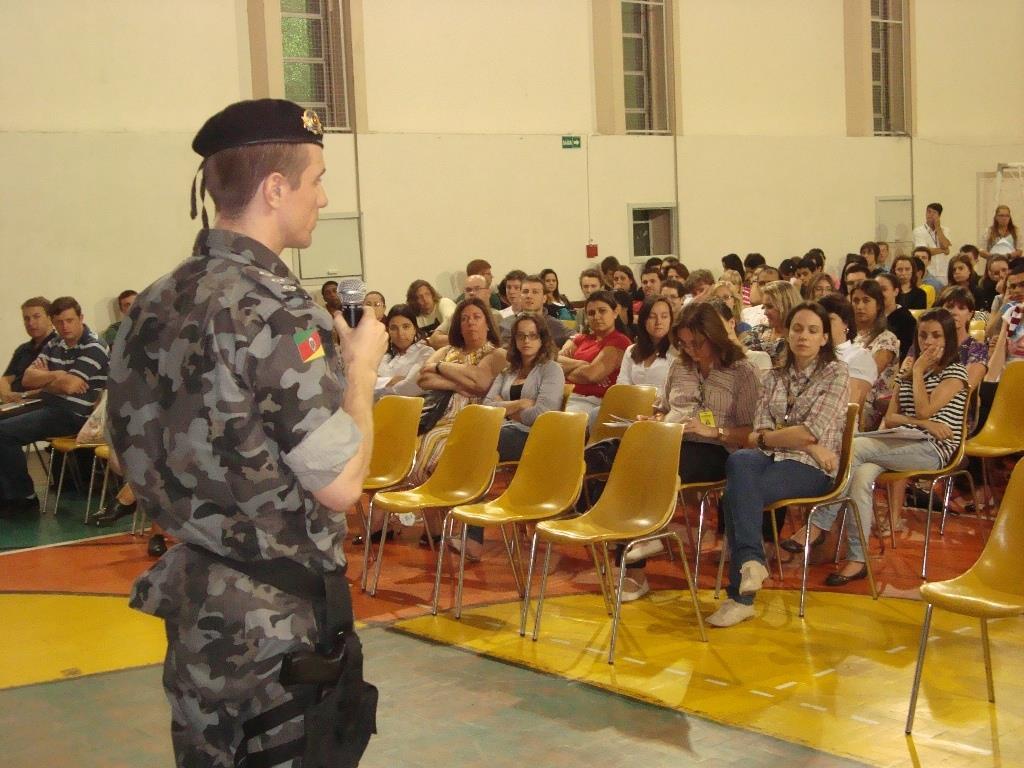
[338,278,366,327]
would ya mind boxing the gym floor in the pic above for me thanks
[1,460,1019,767]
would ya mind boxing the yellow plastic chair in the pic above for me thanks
[367,404,505,596]
[586,384,657,445]
[41,436,106,515]
[920,283,936,307]
[683,479,727,579]
[966,364,1024,509]
[358,395,424,591]
[529,421,707,663]
[968,319,986,334]
[875,406,976,580]
[905,459,1024,734]
[432,411,587,618]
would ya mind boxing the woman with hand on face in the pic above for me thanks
[744,280,803,364]
[978,255,1010,314]
[795,308,969,586]
[559,292,632,428]
[708,302,849,627]
[891,256,928,310]
[851,279,901,430]
[876,273,917,362]
[375,304,432,397]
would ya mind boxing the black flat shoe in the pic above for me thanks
[147,534,167,557]
[780,530,826,554]
[824,565,868,587]
[418,532,442,547]
[93,501,136,526]
[352,529,396,546]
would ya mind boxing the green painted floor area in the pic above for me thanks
[0,626,868,767]
[0,501,134,551]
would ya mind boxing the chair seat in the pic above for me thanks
[375,487,480,513]
[765,491,843,512]
[94,445,111,461]
[47,436,82,452]
[452,500,567,527]
[364,472,406,491]
[965,440,1020,459]
[536,516,663,545]
[877,468,947,483]
[922,575,1024,619]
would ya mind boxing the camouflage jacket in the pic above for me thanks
[108,229,360,618]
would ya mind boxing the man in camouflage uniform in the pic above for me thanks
[107,99,386,767]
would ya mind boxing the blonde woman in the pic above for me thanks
[743,280,803,363]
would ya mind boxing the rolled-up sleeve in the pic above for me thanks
[802,364,850,445]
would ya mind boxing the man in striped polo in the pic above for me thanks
[0,296,108,515]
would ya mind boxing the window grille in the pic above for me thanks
[870,0,908,135]
[281,0,348,130]
[621,0,671,134]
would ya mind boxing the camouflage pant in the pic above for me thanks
[155,559,321,767]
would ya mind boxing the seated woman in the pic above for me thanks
[616,296,675,389]
[818,294,878,429]
[540,268,574,321]
[744,280,803,363]
[708,302,849,627]
[611,265,644,311]
[795,308,970,586]
[851,279,900,431]
[809,272,837,301]
[448,314,566,560]
[375,304,432,398]
[891,255,928,310]
[707,298,771,374]
[407,279,457,337]
[405,298,506,542]
[585,302,761,601]
[946,254,986,311]
[876,272,917,361]
[558,291,632,427]
[709,280,750,334]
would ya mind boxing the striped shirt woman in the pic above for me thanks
[806,308,969,586]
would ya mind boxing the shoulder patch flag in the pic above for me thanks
[294,328,326,363]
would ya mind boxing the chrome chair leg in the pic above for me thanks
[847,499,878,602]
[454,518,469,619]
[531,542,553,641]
[713,534,727,599]
[600,544,616,616]
[608,540,632,664]
[368,510,391,596]
[520,530,540,637]
[53,452,69,516]
[499,524,524,598]
[96,464,111,522]
[431,511,453,615]
[905,603,934,734]
[768,506,785,581]
[798,504,818,618]
[85,454,99,523]
[693,490,708,581]
[980,618,995,703]
[922,479,939,580]
[670,530,706,643]
[360,497,374,592]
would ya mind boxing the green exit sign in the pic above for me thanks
[561,135,581,149]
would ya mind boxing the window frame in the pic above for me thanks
[628,204,677,263]
[869,0,909,136]
[279,0,350,132]
[621,0,673,136]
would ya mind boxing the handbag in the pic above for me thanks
[417,390,454,435]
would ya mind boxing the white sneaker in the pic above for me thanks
[738,560,769,596]
[624,539,665,564]
[618,574,650,603]
[706,599,756,627]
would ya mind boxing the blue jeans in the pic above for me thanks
[812,436,941,562]
[0,405,85,499]
[722,450,832,605]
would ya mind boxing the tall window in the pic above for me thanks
[870,0,908,135]
[280,0,348,130]
[621,0,671,134]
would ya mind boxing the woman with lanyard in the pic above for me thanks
[792,308,969,586]
[708,302,849,627]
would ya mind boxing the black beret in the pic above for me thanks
[192,99,323,158]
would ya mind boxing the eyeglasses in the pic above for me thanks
[363,301,384,307]
[515,332,540,341]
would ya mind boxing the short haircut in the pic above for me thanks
[117,289,138,302]
[505,313,556,371]
[936,284,975,314]
[844,253,868,267]
[672,301,746,368]
[661,279,683,295]
[643,257,664,272]
[778,258,798,277]
[959,244,979,259]
[521,273,544,289]
[21,296,51,313]
[911,256,927,275]
[782,302,838,370]
[803,250,825,271]
[48,296,82,318]
[204,143,310,218]
[744,253,766,270]
[796,256,817,272]
[599,256,620,273]
[504,269,527,283]
[758,266,780,280]
[927,202,943,216]
[640,265,662,279]
[448,297,500,348]
[465,259,491,276]
[817,293,855,341]
[860,241,880,259]
[578,267,602,284]
[912,246,931,260]
[1011,261,1024,277]
[685,269,714,291]
[321,279,338,292]
[405,279,440,306]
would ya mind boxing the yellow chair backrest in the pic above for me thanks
[970,363,1024,447]
[584,420,683,532]
[502,411,587,512]
[831,404,860,494]
[921,283,936,307]
[561,383,574,411]
[969,459,1024,592]
[588,384,658,444]
[420,404,505,501]
[969,319,986,333]
[909,308,926,320]
[367,395,424,488]
[969,328,986,343]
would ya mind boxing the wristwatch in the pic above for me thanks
[757,430,769,451]
[717,426,725,441]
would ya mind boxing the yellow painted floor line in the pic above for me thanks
[0,593,166,689]
[395,588,1024,768]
